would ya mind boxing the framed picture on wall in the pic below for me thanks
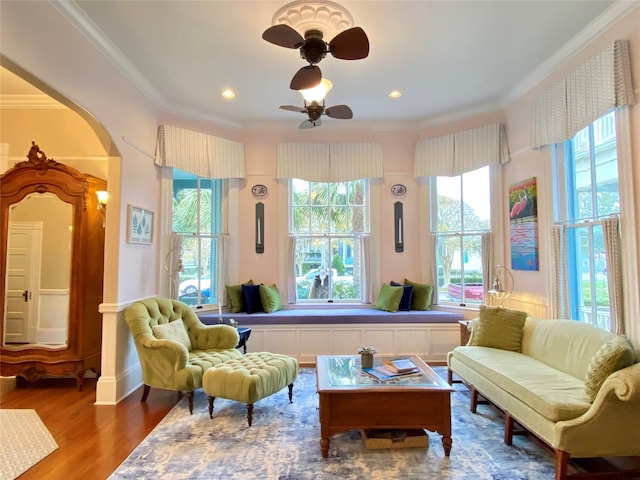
[127,205,154,244]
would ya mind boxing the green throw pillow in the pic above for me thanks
[226,280,253,313]
[584,335,635,401]
[375,283,404,313]
[404,279,433,310]
[151,318,192,350]
[469,305,527,352]
[259,284,282,313]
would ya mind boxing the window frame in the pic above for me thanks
[552,107,639,333]
[429,166,493,307]
[288,178,369,304]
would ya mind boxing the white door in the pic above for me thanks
[4,222,42,344]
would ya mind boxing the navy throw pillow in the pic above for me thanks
[390,281,413,311]
[242,284,264,314]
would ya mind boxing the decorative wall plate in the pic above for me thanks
[251,184,268,197]
[391,184,407,196]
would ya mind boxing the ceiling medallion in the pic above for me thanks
[272,1,354,41]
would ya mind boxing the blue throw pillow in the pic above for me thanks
[242,284,264,314]
[390,281,413,311]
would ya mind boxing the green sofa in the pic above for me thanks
[447,317,640,480]
[125,297,243,413]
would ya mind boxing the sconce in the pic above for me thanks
[488,265,514,307]
[96,190,108,227]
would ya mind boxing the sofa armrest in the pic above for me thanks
[191,324,240,350]
[554,362,640,457]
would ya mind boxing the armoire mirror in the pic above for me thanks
[4,192,73,348]
[0,142,106,389]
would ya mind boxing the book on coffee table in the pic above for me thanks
[384,358,418,374]
[362,365,421,382]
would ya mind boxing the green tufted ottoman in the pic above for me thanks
[202,352,299,426]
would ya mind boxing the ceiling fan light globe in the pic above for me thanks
[300,78,332,103]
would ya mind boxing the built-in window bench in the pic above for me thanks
[198,307,464,365]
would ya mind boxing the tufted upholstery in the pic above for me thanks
[125,297,242,413]
[203,352,299,426]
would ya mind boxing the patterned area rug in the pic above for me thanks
[0,409,58,480]
[109,367,558,480]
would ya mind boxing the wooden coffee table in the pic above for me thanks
[315,354,453,458]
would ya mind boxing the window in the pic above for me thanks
[558,111,619,329]
[172,169,223,308]
[431,166,491,305]
[290,179,367,302]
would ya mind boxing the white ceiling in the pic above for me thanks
[3,1,630,131]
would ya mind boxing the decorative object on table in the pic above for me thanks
[255,202,264,253]
[487,265,514,307]
[509,177,539,271]
[394,201,403,252]
[228,318,237,328]
[251,184,268,197]
[391,183,407,197]
[357,346,376,369]
[127,205,154,244]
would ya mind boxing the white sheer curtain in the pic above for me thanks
[428,235,438,305]
[481,232,493,305]
[219,234,231,307]
[155,124,246,179]
[602,216,624,334]
[551,225,570,319]
[287,236,297,304]
[166,233,183,299]
[360,235,372,303]
[530,40,635,148]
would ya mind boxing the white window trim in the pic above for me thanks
[160,170,234,312]
[422,165,502,309]
[550,107,638,337]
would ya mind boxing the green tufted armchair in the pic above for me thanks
[125,297,242,414]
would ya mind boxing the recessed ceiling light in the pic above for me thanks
[221,88,236,100]
[388,90,402,99]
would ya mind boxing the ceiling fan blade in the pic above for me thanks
[262,24,304,48]
[329,27,369,60]
[290,65,322,90]
[280,105,307,113]
[325,105,353,119]
[299,118,322,129]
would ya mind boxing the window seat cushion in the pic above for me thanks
[199,307,463,326]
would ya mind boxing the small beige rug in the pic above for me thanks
[0,409,58,480]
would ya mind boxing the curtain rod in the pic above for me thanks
[122,136,155,159]
[554,213,618,227]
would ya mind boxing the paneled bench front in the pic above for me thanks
[199,308,464,365]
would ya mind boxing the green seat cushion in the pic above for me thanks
[584,335,635,401]
[226,280,253,313]
[151,318,192,350]
[404,279,433,310]
[469,305,527,352]
[259,284,282,313]
[375,283,404,312]
[203,352,299,404]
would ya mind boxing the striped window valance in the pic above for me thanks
[414,123,509,178]
[155,124,246,178]
[530,39,635,148]
[275,142,383,182]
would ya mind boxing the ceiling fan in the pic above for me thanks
[262,25,369,90]
[280,101,353,129]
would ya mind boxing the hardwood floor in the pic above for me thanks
[2,376,639,479]
[0,377,179,480]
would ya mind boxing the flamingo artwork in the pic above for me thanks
[510,190,528,219]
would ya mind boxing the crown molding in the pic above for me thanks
[0,94,67,109]
[51,0,165,106]
[501,1,640,108]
